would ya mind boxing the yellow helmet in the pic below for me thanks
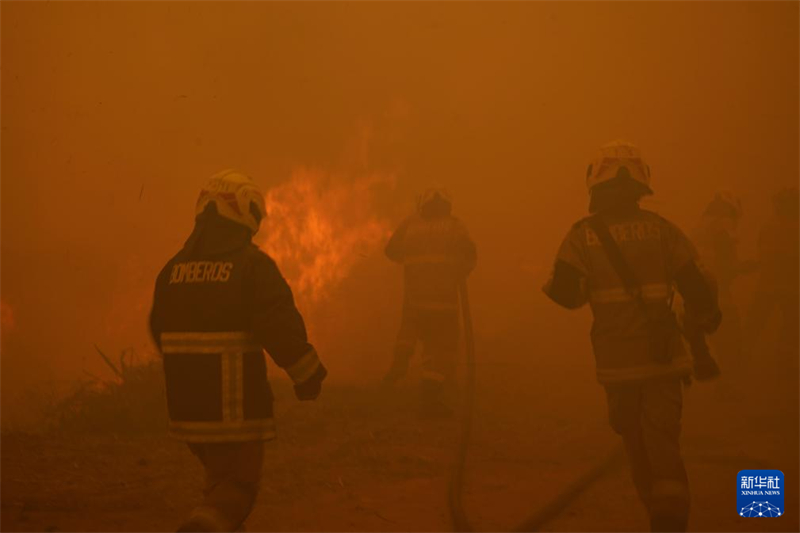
[420,185,452,207]
[196,170,266,235]
[586,140,652,192]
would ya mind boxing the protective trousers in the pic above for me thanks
[389,301,459,395]
[605,378,690,532]
[179,441,264,532]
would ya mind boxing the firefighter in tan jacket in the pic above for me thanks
[383,187,477,415]
[544,141,721,532]
[693,191,756,366]
[745,187,799,359]
[150,170,326,532]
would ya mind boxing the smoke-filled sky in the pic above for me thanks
[1,1,798,412]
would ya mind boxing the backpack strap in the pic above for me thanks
[587,215,648,311]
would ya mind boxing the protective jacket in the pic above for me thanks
[150,213,323,443]
[385,213,477,311]
[545,207,718,384]
[692,215,757,302]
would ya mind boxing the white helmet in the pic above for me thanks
[196,169,266,235]
[586,140,652,192]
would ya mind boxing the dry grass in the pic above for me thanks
[43,347,167,434]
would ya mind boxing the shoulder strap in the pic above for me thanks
[587,215,645,303]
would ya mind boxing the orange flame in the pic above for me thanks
[256,167,393,309]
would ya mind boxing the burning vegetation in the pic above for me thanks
[256,167,394,310]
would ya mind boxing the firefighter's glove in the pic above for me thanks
[694,355,721,382]
[294,365,327,401]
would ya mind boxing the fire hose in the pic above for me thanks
[448,280,476,532]
[449,280,625,532]
[448,282,768,532]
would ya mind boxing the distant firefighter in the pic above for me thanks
[383,186,477,416]
[543,141,721,532]
[149,170,327,532]
[692,191,756,364]
[745,186,800,355]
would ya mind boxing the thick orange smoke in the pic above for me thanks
[102,256,157,354]
[1,300,15,333]
[256,167,394,311]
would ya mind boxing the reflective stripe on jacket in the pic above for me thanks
[150,227,321,442]
[386,213,476,310]
[553,208,696,384]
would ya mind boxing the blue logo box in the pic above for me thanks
[737,469,784,517]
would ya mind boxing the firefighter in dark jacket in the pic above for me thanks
[150,170,327,532]
[383,187,477,415]
[543,141,721,532]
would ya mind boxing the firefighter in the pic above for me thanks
[382,186,477,416]
[692,191,756,366]
[745,187,800,357]
[149,170,327,532]
[543,141,721,532]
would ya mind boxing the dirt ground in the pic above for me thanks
[2,338,798,533]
